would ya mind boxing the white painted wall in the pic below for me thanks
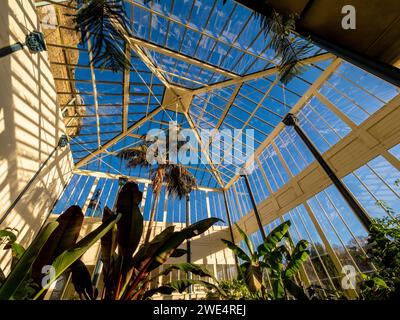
[0,0,73,271]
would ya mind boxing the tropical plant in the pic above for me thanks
[359,215,400,300]
[98,181,222,300]
[221,221,312,300]
[223,0,312,84]
[0,181,221,300]
[206,279,253,300]
[117,127,197,245]
[0,207,120,300]
[74,0,132,72]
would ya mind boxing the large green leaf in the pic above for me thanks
[267,245,287,272]
[0,222,59,300]
[1,230,26,270]
[271,277,285,300]
[221,239,250,262]
[169,248,187,258]
[10,243,25,270]
[258,221,291,256]
[284,240,309,279]
[33,213,121,299]
[100,206,117,276]
[151,218,221,269]
[235,224,254,257]
[131,226,176,271]
[115,182,143,273]
[71,260,95,300]
[31,205,84,283]
[0,230,17,244]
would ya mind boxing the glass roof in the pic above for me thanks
[43,0,400,189]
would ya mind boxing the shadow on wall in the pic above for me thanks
[0,0,73,270]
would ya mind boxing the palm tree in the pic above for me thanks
[74,0,132,72]
[117,133,197,245]
[223,0,312,84]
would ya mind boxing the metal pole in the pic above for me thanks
[185,194,192,299]
[282,113,371,229]
[0,135,69,225]
[240,175,267,240]
[299,30,400,88]
[0,42,25,58]
[185,194,191,264]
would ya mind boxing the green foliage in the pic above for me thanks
[96,181,221,300]
[0,222,59,300]
[0,205,120,300]
[0,229,25,272]
[71,260,98,300]
[222,221,313,300]
[359,216,400,300]
[206,279,253,300]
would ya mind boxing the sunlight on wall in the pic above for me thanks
[0,0,73,272]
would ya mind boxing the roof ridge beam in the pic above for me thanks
[191,53,335,96]
[129,36,239,80]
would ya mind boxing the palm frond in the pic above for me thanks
[252,3,313,84]
[74,0,132,72]
[164,165,197,200]
[117,145,150,168]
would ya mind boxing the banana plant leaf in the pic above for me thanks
[71,260,96,300]
[257,221,291,256]
[284,240,309,279]
[221,239,250,262]
[131,226,176,272]
[31,205,84,283]
[124,219,220,299]
[115,182,143,274]
[33,213,121,300]
[149,218,221,271]
[235,224,254,257]
[272,277,285,300]
[0,222,59,300]
[100,206,117,277]
[169,248,187,258]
